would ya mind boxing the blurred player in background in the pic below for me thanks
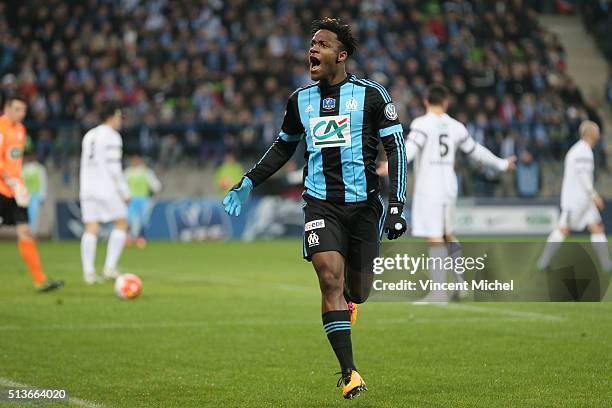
[405,85,515,302]
[0,94,62,292]
[79,102,130,284]
[215,151,243,195]
[223,18,407,399]
[537,121,612,273]
[125,154,161,248]
[22,151,47,236]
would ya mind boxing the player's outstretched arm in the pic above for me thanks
[376,137,420,177]
[222,176,253,216]
[405,125,427,165]
[380,131,408,240]
[463,137,515,172]
[223,93,304,218]
[373,86,407,240]
[222,135,301,217]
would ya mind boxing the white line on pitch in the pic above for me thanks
[0,377,106,408]
[429,303,565,321]
[0,314,525,332]
[0,320,307,331]
[169,275,315,294]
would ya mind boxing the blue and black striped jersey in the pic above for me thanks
[246,74,407,205]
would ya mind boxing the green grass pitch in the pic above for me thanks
[0,240,611,407]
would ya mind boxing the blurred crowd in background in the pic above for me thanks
[579,0,612,110]
[0,0,610,197]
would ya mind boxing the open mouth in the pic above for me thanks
[309,56,321,71]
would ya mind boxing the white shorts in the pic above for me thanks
[411,197,455,238]
[80,195,127,223]
[558,204,601,231]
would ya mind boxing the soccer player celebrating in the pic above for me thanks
[79,102,130,284]
[0,94,63,292]
[405,85,515,302]
[537,121,612,273]
[223,18,407,399]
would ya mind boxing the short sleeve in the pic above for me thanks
[407,121,427,148]
[457,124,477,154]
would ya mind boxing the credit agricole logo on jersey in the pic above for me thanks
[309,115,351,148]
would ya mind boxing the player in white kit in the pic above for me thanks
[79,103,130,284]
[537,121,612,273]
[407,85,516,301]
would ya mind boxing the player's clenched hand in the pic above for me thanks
[14,183,30,208]
[506,155,517,171]
[384,202,406,240]
[593,193,604,210]
[376,161,388,177]
[7,179,30,208]
[222,176,253,217]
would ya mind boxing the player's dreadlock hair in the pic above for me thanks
[311,17,358,56]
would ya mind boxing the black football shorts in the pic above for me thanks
[0,193,29,226]
[302,193,385,272]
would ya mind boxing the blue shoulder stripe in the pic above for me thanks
[279,131,303,142]
[349,76,392,102]
[352,78,391,103]
[362,79,392,103]
[296,82,319,94]
[379,124,404,138]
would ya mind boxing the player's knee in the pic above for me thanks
[559,227,571,236]
[319,270,343,296]
[588,223,604,234]
[344,268,373,304]
[84,222,100,235]
[314,261,343,296]
[114,218,128,231]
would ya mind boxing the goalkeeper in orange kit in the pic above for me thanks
[0,94,63,292]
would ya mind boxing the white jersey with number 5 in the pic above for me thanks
[79,124,129,201]
[407,112,508,237]
[408,112,477,202]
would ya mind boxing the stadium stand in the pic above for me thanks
[579,0,612,63]
[576,0,612,113]
[0,0,608,198]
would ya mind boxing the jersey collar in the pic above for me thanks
[317,73,350,91]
